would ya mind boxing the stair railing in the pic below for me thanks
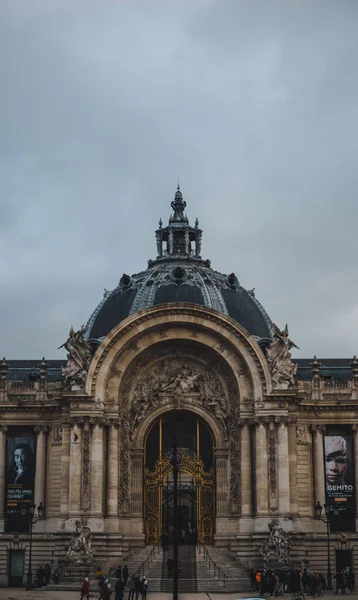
[197,541,228,588]
[133,541,161,580]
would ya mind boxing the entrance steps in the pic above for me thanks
[121,544,251,593]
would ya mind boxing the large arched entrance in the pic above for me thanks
[144,411,215,545]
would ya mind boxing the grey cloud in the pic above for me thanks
[0,0,357,359]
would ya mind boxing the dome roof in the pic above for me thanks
[85,187,273,345]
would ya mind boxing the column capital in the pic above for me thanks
[239,419,251,428]
[215,447,229,459]
[0,425,8,434]
[352,424,358,433]
[70,417,84,427]
[253,416,269,427]
[311,424,326,434]
[108,418,121,429]
[34,425,49,434]
[89,416,107,428]
[275,416,289,426]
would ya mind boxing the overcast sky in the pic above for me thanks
[1,0,357,360]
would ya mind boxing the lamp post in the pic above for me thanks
[314,501,344,591]
[20,502,45,590]
[170,434,180,600]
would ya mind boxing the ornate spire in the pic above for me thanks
[170,184,188,223]
[152,185,205,264]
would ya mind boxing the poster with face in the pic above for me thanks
[6,437,36,514]
[324,435,354,508]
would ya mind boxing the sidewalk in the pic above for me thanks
[0,592,348,600]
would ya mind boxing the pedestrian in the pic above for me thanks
[99,576,112,599]
[123,564,129,585]
[80,574,90,600]
[44,562,51,585]
[134,575,141,600]
[115,564,122,579]
[128,575,135,600]
[115,576,125,600]
[167,556,174,577]
[141,576,148,599]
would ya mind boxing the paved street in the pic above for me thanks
[0,592,350,600]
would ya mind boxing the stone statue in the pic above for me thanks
[266,323,298,389]
[65,520,94,564]
[168,231,174,254]
[59,325,92,388]
[261,519,292,568]
[196,233,202,256]
[184,230,190,254]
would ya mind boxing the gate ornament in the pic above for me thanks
[261,519,292,568]
[59,325,92,389]
[130,360,228,438]
[266,323,298,389]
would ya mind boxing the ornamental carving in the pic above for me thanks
[268,423,277,500]
[59,325,92,389]
[266,323,298,390]
[119,418,130,515]
[82,426,91,510]
[228,406,240,514]
[129,358,228,439]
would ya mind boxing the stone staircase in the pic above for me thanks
[48,542,251,593]
[117,544,251,593]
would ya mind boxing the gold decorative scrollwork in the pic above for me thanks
[144,452,215,545]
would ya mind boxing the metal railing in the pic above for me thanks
[197,541,228,588]
[133,541,161,580]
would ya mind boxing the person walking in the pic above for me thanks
[115,576,125,600]
[80,574,90,600]
[114,564,122,579]
[134,575,141,600]
[123,564,129,586]
[141,576,148,599]
[167,556,174,577]
[128,575,135,600]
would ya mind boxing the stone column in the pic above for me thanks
[91,420,105,516]
[107,421,119,517]
[131,448,144,517]
[352,425,358,517]
[288,422,298,514]
[69,421,82,515]
[60,422,71,517]
[255,419,269,514]
[240,422,252,515]
[215,448,229,516]
[276,418,290,515]
[34,425,48,508]
[312,424,325,506]
[0,426,7,518]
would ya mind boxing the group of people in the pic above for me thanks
[334,570,356,595]
[34,561,60,588]
[80,565,149,600]
[251,568,356,597]
[251,568,324,597]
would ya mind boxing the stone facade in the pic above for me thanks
[1,188,357,585]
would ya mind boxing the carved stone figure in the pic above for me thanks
[59,325,92,388]
[129,359,227,438]
[65,520,93,564]
[184,230,190,254]
[260,519,292,568]
[266,323,298,389]
[168,231,174,254]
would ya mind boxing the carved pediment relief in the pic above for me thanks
[129,357,228,439]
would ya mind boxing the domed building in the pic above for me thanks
[0,187,358,589]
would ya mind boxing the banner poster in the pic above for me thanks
[324,435,355,511]
[5,437,36,517]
